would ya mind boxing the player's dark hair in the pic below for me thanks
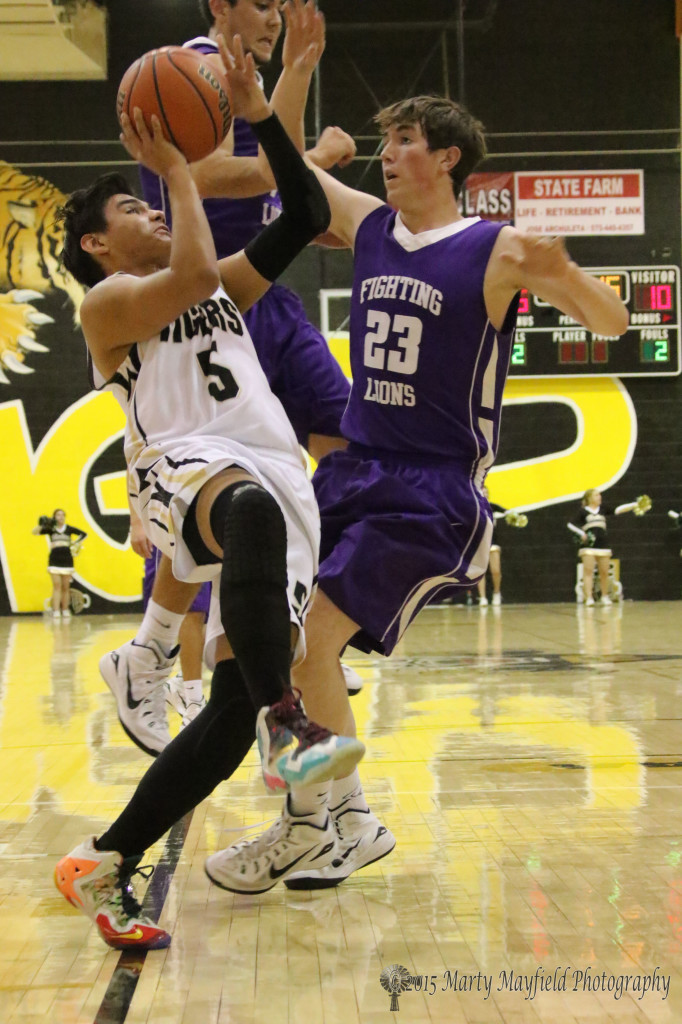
[59,172,134,288]
[52,508,65,518]
[197,0,237,28]
[374,95,487,198]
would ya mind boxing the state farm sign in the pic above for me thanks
[514,171,644,236]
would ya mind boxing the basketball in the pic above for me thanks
[116,46,232,163]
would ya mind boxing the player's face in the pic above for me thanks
[380,122,444,205]
[216,0,283,67]
[54,510,66,525]
[101,194,171,267]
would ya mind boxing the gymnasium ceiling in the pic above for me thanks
[0,0,495,81]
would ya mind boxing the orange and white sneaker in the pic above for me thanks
[54,836,171,950]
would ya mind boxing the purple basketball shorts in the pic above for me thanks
[313,445,492,655]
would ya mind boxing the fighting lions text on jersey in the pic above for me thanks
[343,209,518,476]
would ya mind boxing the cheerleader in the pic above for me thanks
[32,509,87,618]
[567,489,650,606]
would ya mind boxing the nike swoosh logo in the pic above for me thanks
[338,839,361,864]
[336,806,370,822]
[126,668,144,710]
[269,849,315,880]
[123,927,145,940]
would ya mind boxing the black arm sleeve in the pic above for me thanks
[244,113,331,282]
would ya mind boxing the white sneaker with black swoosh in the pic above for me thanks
[341,663,364,696]
[204,796,337,895]
[99,639,178,757]
[284,798,396,890]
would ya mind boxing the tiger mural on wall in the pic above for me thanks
[0,161,86,381]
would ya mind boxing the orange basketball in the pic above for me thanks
[116,47,232,163]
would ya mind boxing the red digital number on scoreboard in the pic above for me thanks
[634,284,673,311]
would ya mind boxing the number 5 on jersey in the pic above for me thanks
[197,340,240,401]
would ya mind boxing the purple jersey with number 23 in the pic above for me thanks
[315,208,518,655]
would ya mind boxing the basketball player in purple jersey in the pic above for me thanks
[205,94,629,894]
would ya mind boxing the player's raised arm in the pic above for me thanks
[268,0,325,151]
[485,230,629,336]
[301,162,384,250]
[191,1,330,200]
[74,111,219,376]
[216,35,331,311]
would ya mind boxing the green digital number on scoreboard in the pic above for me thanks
[508,265,681,377]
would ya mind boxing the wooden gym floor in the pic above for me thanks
[1,601,681,1024]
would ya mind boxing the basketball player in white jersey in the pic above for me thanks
[53,38,363,951]
[204,94,630,895]
[105,0,361,759]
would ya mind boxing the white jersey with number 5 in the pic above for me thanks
[96,284,301,465]
[90,284,320,636]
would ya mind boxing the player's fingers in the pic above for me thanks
[284,0,300,31]
[132,106,149,139]
[149,114,164,142]
[118,113,135,144]
[216,32,235,70]
[231,33,246,68]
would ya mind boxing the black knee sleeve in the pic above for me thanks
[209,481,288,588]
[210,481,292,709]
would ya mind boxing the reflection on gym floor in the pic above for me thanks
[0,603,681,1023]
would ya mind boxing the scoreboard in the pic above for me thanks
[320,265,681,380]
[510,265,681,377]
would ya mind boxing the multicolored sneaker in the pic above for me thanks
[100,639,178,756]
[284,790,395,890]
[256,689,365,792]
[164,674,207,727]
[54,837,171,950]
[205,795,337,894]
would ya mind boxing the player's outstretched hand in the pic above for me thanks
[500,234,576,284]
[217,34,271,124]
[282,0,325,76]
[119,109,186,177]
[309,126,357,170]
